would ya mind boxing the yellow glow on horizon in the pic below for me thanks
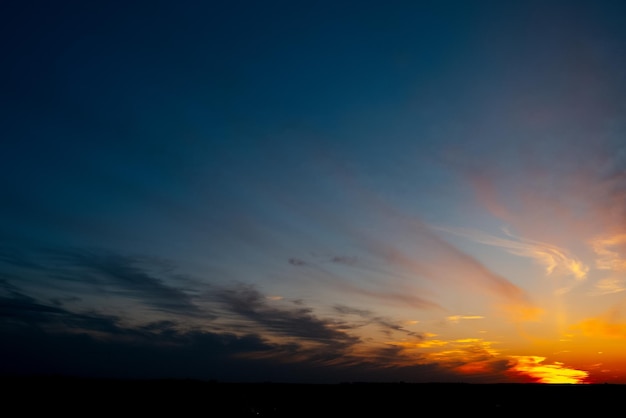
[511,356,588,384]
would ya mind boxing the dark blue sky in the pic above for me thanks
[3,0,626,384]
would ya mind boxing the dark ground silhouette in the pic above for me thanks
[3,376,624,417]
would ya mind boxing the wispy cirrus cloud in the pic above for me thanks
[333,304,424,338]
[0,246,206,317]
[436,225,589,281]
[352,221,542,322]
[447,315,485,323]
[286,254,445,312]
[590,277,626,296]
[591,234,626,272]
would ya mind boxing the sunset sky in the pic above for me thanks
[3,0,626,384]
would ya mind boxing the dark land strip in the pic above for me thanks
[2,376,624,416]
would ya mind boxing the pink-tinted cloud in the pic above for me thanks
[357,221,542,322]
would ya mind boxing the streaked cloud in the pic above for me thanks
[333,304,424,338]
[447,315,485,323]
[215,284,360,351]
[341,286,445,312]
[591,234,626,272]
[436,226,589,281]
[591,277,626,296]
[358,221,542,322]
[287,254,446,311]
[0,246,205,317]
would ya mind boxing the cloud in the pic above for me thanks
[0,278,356,381]
[591,234,626,272]
[0,279,178,341]
[0,246,205,317]
[426,338,500,364]
[277,156,541,322]
[447,315,484,323]
[329,255,358,266]
[0,312,294,381]
[423,225,542,316]
[334,305,373,317]
[333,304,424,338]
[451,134,626,260]
[0,279,471,383]
[0,244,563,384]
[436,225,589,281]
[56,249,202,315]
[0,265,564,384]
[214,283,360,351]
[287,254,445,311]
[509,356,589,383]
[353,221,541,321]
[0,247,46,270]
[406,337,523,382]
[591,277,626,296]
[0,279,71,323]
[342,285,446,311]
[288,258,307,266]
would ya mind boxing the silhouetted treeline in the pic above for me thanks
[3,375,625,417]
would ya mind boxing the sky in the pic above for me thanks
[2,0,626,384]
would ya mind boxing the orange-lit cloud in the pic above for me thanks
[572,314,626,339]
[509,355,589,383]
[424,338,500,362]
[447,315,484,323]
[420,338,524,381]
[387,334,591,383]
[396,339,448,349]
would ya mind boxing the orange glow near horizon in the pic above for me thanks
[510,356,589,384]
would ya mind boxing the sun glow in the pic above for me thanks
[511,356,589,384]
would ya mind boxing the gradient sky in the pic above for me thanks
[3,0,626,384]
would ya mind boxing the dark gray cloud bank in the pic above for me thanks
[0,246,471,383]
